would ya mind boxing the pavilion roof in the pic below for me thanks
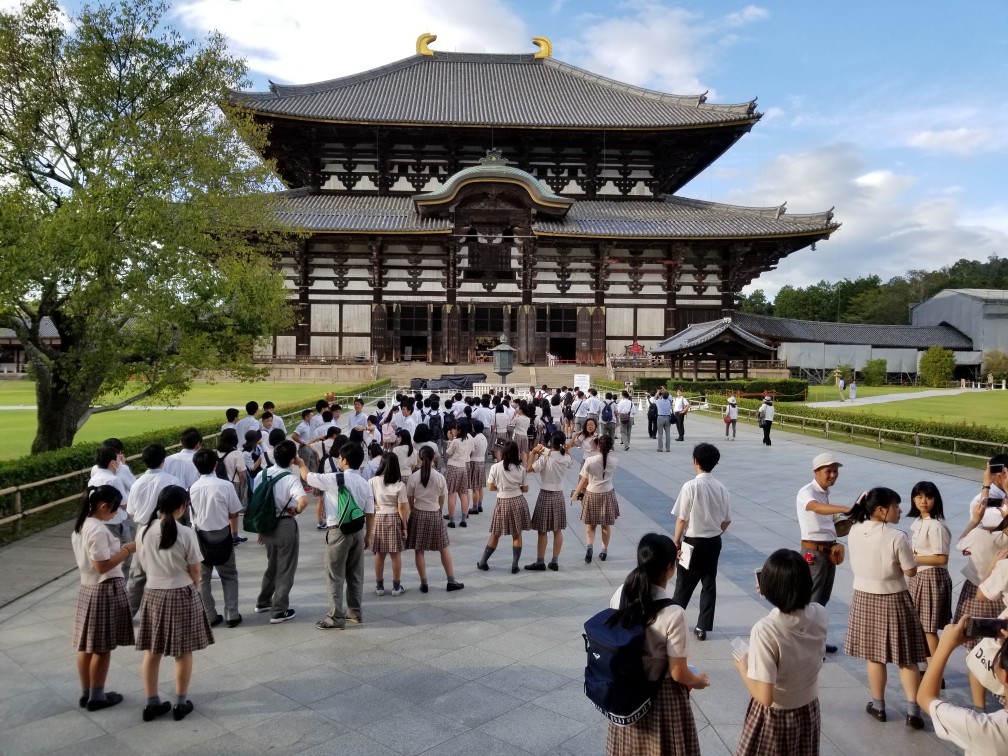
[228,52,758,130]
[728,311,973,349]
[653,319,774,356]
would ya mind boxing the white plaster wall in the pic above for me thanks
[606,307,633,336]
[343,305,371,333]
[311,304,340,333]
[275,336,296,357]
[310,336,340,356]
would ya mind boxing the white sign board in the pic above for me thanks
[573,373,591,392]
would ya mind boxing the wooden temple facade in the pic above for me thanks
[230,35,839,365]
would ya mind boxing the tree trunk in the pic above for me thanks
[31,374,94,454]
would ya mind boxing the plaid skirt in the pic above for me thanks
[530,489,567,533]
[468,460,486,491]
[515,433,530,457]
[371,512,407,554]
[581,489,620,527]
[445,464,469,494]
[136,584,214,657]
[73,578,135,653]
[406,509,450,552]
[736,698,820,756]
[908,567,953,634]
[489,494,531,536]
[605,676,699,756]
[844,589,928,666]
[953,580,1005,650]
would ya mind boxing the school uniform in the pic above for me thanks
[405,468,450,551]
[585,394,602,425]
[135,519,213,656]
[929,701,1008,755]
[370,477,409,554]
[511,413,532,457]
[234,414,260,443]
[530,451,573,533]
[71,517,135,653]
[189,474,243,624]
[954,526,1008,649]
[605,584,699,756]
[445,436,473,494]
[255,465,307,619]
[164,448,199,489]
[124,468,181,613]
[908,517,952,633]
[580,453,620,526]
[616,398,635,450]
[88,467,133,577]
[486,461,531,535]
[391,444,418,477]
[468,433,488,491]
[737,603,826,756]
[844,520,928,666]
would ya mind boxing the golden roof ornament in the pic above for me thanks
[532,36,552,59]
[416,33,436,56]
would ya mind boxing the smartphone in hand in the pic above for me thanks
[966,617,1008,637]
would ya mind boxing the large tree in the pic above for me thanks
[0,0,293,452]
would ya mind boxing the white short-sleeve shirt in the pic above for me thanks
[929,701,1008,755]
[307,469,375,526]
[406,468,448,512]
[88,468,129,525]
[959,528,1008,586]
[127,468,181,525]
[672,473,731,538]
[137,520,201,589]
[163,449,199,489]
[532,451,573,492]
[910,517,951,572]
[72,517,123,585]
[582,453,617,494]
[746,603,827,710]
[188,475,243,531]
[609,585,687,681]
[978,559,1008,605]
[370,477,408,515]
[795,480,837,542]
[487,461,527,499]
[849,520,916,594]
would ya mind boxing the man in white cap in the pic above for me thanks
[796,452,851,653]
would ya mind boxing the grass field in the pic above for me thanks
[825,390,1008,428]
[801,385,925,403]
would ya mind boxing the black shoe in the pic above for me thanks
[477,561,489,571]
[524,563,547,571]
[599,551,607,562]
[79,694,88,708]
[143,701,172,722]
[209,615,224,628]
[86,692,123,711]
[906,713,925,730]
[459,519,467,528]
[865,702,886,722]
[547,562,559,571]
[443,514,451,520]
[173,700,194,721]
[225,613,242,628]
[420,583,429,593]
[447,520,456,528]
[232,534,248,544]
[269,609,296,624]
[468,509,479,515]
[694,628,707,641]
[478,505,484,513]
[825,643,837,654]
[585,549,593,564]
[447,581,465,591]
[511,565,520,574]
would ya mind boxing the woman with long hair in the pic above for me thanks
[370,453,411,596]
[572,434,619,563]
[392,428,417,476]
[845,487,929,729]
[468,419,488,515]
[605,533,707,756]
[734,549,826,755]
[405,446,464,593]
[906,481,953,665]
[477,440,531,574]
[443,419,474,528]
[71,485,136,712]
[571,417,600,459]
[525,431,574,571]
[135,486,214,722]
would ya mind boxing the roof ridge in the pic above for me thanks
[662,195,836,224]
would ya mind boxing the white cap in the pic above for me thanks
[812,452,843,471]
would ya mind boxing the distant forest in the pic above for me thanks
[739,254,1008,324]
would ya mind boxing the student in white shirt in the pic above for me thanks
[261,401,286,433]
[89,446,133,578]
[477,441,531,574]
[615,390,635,450]
[525,432,574,570]
[234,401,260,443]
[221,407,239,433]
[906,481,953,664]
[163,428,202,489]
[405,446,463,593]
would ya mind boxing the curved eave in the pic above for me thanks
[532,226,840,241]
[414,176,574,218]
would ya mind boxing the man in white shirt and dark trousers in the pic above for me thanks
[254,441,309,624]
[299,442,375,630]
[671,443,732,641]
[190,449,244,628]
[616,390,635,450]
[124,444,180,614]
[796,452,851,653]
[672,388,691,442]
[163,428,202,490]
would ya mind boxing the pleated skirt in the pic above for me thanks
[489,494,531,536]
[445,465,469,494]
[468,460,486,491]
[371,512,407,554]
[72,578,135,654]
[530,489,567,533]
[844,589,928,666]
[406,509,450,551]
[736,698,820,756]
[136,584,214,657]
[908,567,953,634]
[581,489,620,526]
[953,580,1005,650]
[515,433,530,457]
[605,676,699,756]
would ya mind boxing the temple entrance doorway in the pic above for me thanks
[549,337,576,362]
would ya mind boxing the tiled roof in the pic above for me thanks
[0,317,59,341]
[728,311,973,349]
[229,52,758,129]
[275,192,837,239]
[414,162,573,217]
[939,289,1008,304]
[653,319,773,355]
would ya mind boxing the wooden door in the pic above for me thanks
[576,306,593,364]
[442,303,460,364]
[516,304,536,364]
[371,304,389,362]
[591,306,607,364]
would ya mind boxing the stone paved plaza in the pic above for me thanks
[0,410,980,755]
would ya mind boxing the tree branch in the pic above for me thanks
[88,386,156,415]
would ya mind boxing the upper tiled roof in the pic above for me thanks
[229,52,758,129]
[728,311,973,349]
[275,192,836,239]
[653,318,773,355]
[936,289,1008,304]
[414,160,574,218]
[0,317,59,341]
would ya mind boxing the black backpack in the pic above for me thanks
[428,411,444,441]
[318,440,339,474]
[214,452,231,481]
[647,401,658,420]
[583,598,675,727]
[600,401,614,423]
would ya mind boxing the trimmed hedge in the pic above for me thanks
[0,378,391,523]
[596,378,809,402]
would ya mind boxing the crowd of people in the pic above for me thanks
[67,386,1008,755]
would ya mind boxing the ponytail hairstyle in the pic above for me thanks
[908,481,945,519]
[847,487,901,523]
[540,400,553,422]
[378,451,403,485]
[456,419,473,439]
[143,485,189,550]
[242,429,261,454]
[597,433,614,475]
[501,440,521,471]
[549,430,567,455]
[418,444,435,487]
[217,428,238,454]
[74,485,124,533]
[395,429,413,456]
[612,533,677,629]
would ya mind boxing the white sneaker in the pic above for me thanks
[375,587,385,596]
[391,586,406,597]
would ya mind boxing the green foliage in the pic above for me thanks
[739,289,774,316]
[983,351,1008,380]
[835,365,854,384]
[0,0,298,452]
[598,378,809,402]
[861,359,888,386]
[919,347,955,387]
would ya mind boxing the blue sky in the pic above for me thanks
[31,0,1008,297]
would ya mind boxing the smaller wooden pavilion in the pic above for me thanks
[652,317,773,379]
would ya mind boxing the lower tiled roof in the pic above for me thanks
[728,311,973,349]
[653,319,773,355]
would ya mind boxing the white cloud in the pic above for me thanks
[172,0,528,84]
[906,127,995,155]
[724,5,769,27]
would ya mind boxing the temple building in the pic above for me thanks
[229,34,839,365]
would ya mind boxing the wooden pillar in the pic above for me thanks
[441,240,460,364]
[426,303,434,363]
[295,240,311,356]
[743,357,749,379]
[516,304,535,365]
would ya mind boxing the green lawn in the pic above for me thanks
[825,390,1008,429]
[802,384,925,403]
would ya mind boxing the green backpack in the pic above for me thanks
[243,469,292,533]
[332,472,367,534]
